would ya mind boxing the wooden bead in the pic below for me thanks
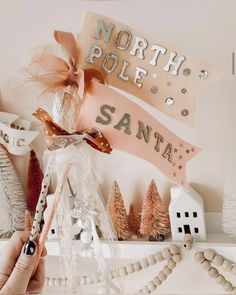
[167,259,176,269]
[203,249,215,261]
[212,255,224,266]
[54,278,61,287]
[109,271,114,280]
[172,254,181,263]
[208,267,219,278]
[155,251,164,262]
[48,278,55,287]
[147,281,156,292]
[133,262,142,272]
[163,265,172,275]
[158,271,167,282]
[201,260,211,271]
[153,276,162,286]
[169,244,180,255]
[86,276,92,284]
[126,263,135,273]
[141,258,149,268]
[194,252,205,263]
[222,259,232,272]
[119,266,128,277]
[60,278,67,287]
[184,233,193,242]
[147,254,156,265]
[142,286,150,294]
[80,276,86,286]
[183,240,192,250]
[112,270,119,278]
[224,281,233,292]
[162,248,172,260]
[215,274,226,285]
[232,265,236,275]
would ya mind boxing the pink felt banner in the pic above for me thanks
[76,81,200,186]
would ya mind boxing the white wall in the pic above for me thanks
[1,1,236,294]
[0,0,236,212]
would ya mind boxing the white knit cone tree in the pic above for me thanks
[0,145,26,237]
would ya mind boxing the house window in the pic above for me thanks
[193,212,198,218]
[178,227,182,233]
[194,227,199,234]
[176,212,181,218]
[185,212,189,217]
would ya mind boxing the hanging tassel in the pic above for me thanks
[27,150,44,214]
[0,145,26,237]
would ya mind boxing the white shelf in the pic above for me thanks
[1,233,234,259]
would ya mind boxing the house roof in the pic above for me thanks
[170,185,204,209]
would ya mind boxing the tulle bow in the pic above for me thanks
[29,30,106,98]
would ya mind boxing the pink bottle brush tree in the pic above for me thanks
[140,179,170,241]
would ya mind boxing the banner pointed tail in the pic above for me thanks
[76,81,200,186]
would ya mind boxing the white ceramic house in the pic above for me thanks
[169,186,206,242]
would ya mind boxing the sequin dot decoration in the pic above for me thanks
[164,97,174,106]
[183,68,191,76]
[181,109,189,117]
[150,86,158,94]
[198,70,208,80]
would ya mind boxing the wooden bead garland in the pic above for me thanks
[46,245,236,294]
[45,244,181,294]
[194,248,236,294]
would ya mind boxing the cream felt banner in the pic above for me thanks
[76,81,200,186]
[77,12,222,127]
[0,112,39,155]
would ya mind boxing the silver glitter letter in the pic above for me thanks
[86,44,103,64]
[118,60,130,82]
[149,45,167,66]
[154,132,164,152]
[162,143,173,163]
[163,52,186,76]
[96,104,116,125]
[136,121,152,143]
[93,19,114,42]
[130,37,148,59]
[101,53,118,74]
[115,30,132,50]
[133,66,148,88]
[114,113,131,135]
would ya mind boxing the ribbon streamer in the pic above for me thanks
[0,111,38,155]
[33,108,112,154]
